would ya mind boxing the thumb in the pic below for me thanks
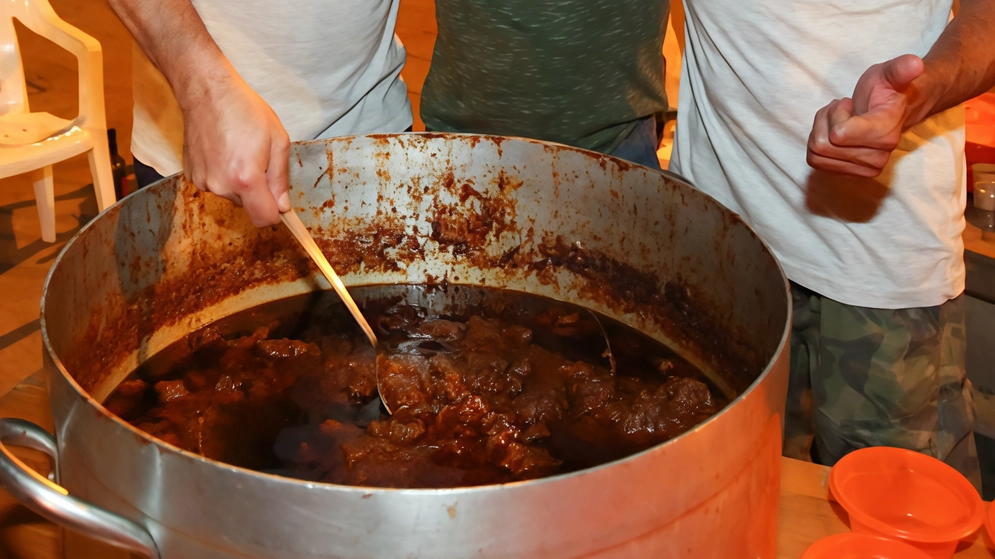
[881,54,924,89]
[268,134,292,213]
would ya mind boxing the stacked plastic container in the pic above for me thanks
[802,447,986,559]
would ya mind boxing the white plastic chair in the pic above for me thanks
[0,0,115,243]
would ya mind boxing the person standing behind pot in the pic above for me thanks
[420,0,669,170]
[108,0,412,226]
[671,0,995,487]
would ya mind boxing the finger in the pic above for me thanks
[191,172,209,192]
[203,177,243,207]
[807,101,837,158]
[881,54,924,89]
[811,100,879,165]
[806,152,883,178]
[827,98,854,131]
[238,177,281,227]
[811,143,891,170]
[830,106,903,151]
[808,143,891,171]
[267,131,291,213]
[183,148,208,192]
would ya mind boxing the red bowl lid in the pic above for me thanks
[802,533,933,559]
[829,447,984,543]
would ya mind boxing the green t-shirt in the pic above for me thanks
[421,0,669,154]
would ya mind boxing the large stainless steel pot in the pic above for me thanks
[0,134,790,559]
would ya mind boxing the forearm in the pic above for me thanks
[908,0,995,124]
[107,0,235,111]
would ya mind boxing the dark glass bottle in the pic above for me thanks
[108,128,128,199]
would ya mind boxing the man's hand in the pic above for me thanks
[106,0,292,227]
[806,54,925,178]
[804,0,995,177]
[181,70,291,227]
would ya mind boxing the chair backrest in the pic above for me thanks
[0,0,29,116]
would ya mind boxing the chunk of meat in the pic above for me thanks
[154,380,188,403]
[662,377,716,416]
[570,376,617,415]
[611,378,717,442]
[461,316,505,350]
[428,354,470,403]
[368,418,426,445]
[498,443,561,478]
[256,339,319,360]
[512,386,566,426]
[115,379,148,397]
[103,379,150,419]
[416,319,465,341]
[501,325,533,346]
[377,305,426,333]
[521,422,551,442]
[377,353,432,411]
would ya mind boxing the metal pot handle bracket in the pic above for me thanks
[0,418,161,559]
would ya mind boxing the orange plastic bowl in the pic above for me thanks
[802,533,933,559]
[829,447,984,559]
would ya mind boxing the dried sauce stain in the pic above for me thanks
[312,150,336,191]
[367,134,393,146]
[430,179,519,263]
[495,170,523,192]
[406,176,426,207]
[316,222,413,275]
[418,132,451,141]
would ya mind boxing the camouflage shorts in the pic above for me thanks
[783,283,981,491]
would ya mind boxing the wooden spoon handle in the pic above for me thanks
[280,209,378,348]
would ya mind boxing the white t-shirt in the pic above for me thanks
[131,0,412,177]
[671,0,966,309]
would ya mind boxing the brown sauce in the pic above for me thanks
[104,285,725,488]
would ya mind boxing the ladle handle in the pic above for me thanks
[280,209,378,348]
[0,418,160,559]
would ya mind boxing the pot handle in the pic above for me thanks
[0,418,161,559]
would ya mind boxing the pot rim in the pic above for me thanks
[39,133,793,495]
